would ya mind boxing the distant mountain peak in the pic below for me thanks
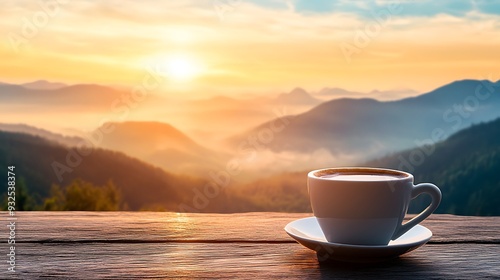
[288,87,309,96]
[441,79,496,89]
[22,80,67,90]
[404,79,500,105]
[97,121,201,150]
[276,87,319,105]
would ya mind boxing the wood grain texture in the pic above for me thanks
[1,212,499,279]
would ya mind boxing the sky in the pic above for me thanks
[1,0,500,97]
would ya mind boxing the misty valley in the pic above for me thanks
[1,79,500,215]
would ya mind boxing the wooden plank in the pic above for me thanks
[5,212,500,243]
[1,243,499,279]
[2,212,499,279]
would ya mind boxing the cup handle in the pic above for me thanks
[391,183,442,240]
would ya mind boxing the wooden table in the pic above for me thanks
[1,212,499,279]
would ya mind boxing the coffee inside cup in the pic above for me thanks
[314,168,409,182]
[320,173,406,181]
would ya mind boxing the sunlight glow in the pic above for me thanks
[163,55,201,81]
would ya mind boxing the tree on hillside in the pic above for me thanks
[2,178,37,211]
[15,178,36,210]
[43,179,122,211]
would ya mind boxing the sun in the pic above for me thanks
[163,55,201,81]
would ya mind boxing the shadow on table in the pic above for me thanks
[316,257,444,279]
[284,249,445,279]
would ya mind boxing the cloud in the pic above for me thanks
[283,0,479,17]
[1,0,500,93]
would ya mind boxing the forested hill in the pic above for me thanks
[368,117,500,215]
[0,131,203,210]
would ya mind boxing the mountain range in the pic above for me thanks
[0,81,326,144]
[229,79,500,165]
[0,130,264,212]
[1,78,500,215]
[0,83,126,110]
[0,130,199,210]
[236,116,500,215]
[2,115,499,214]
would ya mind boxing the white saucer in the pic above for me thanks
[284,217,432,263]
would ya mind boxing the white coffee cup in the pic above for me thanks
[308,167,441,245]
